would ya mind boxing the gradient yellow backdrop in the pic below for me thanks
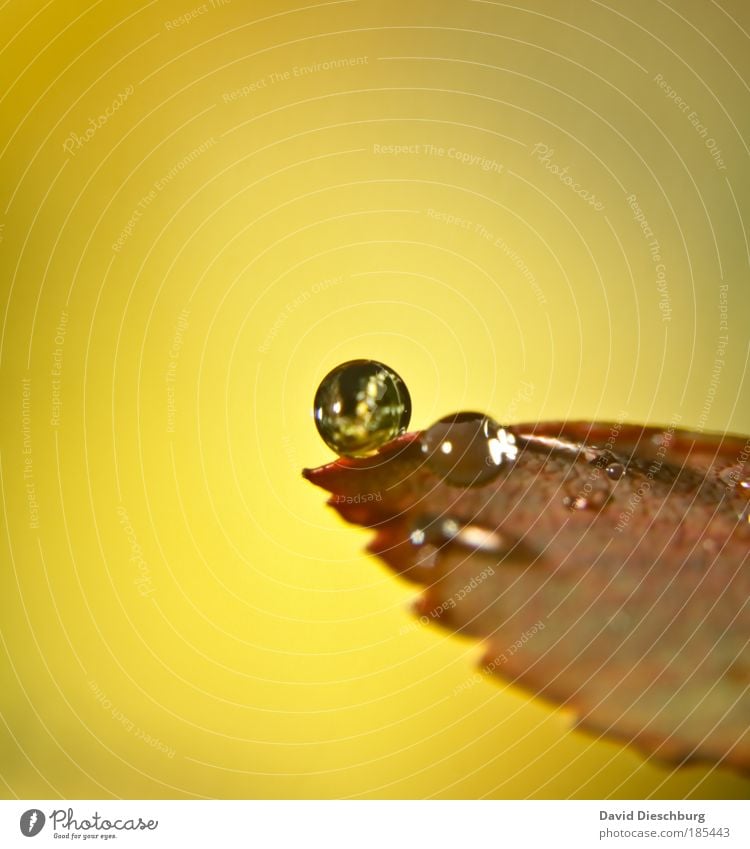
[1,0,749,799]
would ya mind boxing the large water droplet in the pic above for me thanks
[313,359,411,457]
[420,412,518,486]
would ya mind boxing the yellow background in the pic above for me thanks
[1,0,749,799]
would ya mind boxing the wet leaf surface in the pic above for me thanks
[304,421,750,774]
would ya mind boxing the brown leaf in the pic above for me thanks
[304,421,750,774]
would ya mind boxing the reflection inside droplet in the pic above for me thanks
[409,527,426,546]
[313,359,411,457]
[453,523,505,552]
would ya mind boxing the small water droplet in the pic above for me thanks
[313,359,411,457]
[409,514,505,554]
[563,495,589,511]
[420,412,517,486]
[605,462,625,480]
[563,484,610,510]
[588,451,626,481]
[410,515,459,547]
[409,521,442,569]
